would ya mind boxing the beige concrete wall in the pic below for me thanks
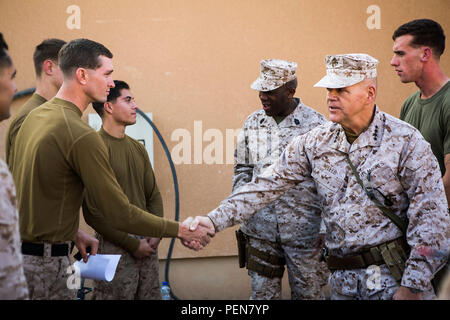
[1,0,449,298]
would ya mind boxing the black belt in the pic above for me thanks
[325,237,409,270]
[21,242,74,257]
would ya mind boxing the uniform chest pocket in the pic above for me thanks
[311,166,344,204]
[360,164,403,207]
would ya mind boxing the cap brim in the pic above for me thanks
[250,78,283,92]
[313,74,364,89]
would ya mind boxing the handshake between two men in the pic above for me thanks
[178,216,215,250]
[76,216,214,262]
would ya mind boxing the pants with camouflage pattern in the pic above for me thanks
[329,265,436,300]
[92,236,161,300]
[247,236,329,300]
[23,254,77,300]
[0,225,29,300]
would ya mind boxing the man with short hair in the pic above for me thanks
[189,54,449,300]
[5,38,66,165]
[391,18,449,218]
[234,59,329,299]
[9,38,213,300]
[84,80,164,299]
[391,18,450,294]
[0,32,29,299]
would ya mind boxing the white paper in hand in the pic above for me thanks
[74,254,121,281]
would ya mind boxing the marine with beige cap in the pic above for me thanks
[234,58,328,300]
[188,53,450,300]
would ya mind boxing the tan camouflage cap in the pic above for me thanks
[314,54,379,88]
[250,59,297,92]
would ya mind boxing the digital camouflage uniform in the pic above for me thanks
[209,106,449,300]
[92,235,161,300]
[207,54,449,300]
[235,98,329,300]
[22,243,75,300]
[0,159,28,299]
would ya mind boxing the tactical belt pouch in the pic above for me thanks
[235,229,286,278]
[247,246,286,266]
[235,229,247,268]
[378,237,410,282]
[247,257,285,279]
[326,236,410,283]
[247,244,286,278]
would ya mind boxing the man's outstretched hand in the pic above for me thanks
[178,216,215,250]
[179,216,216,250]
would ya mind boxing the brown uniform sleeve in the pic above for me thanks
[71,132,178,238]
[82,197,140,254]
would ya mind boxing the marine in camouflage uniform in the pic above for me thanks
[234,59,329,300]
[203,54,449,300]
[0,159,29,299]
[0,33,29,300]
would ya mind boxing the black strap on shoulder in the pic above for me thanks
[344,153,408,234]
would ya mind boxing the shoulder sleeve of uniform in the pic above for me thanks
[397,129,449,290]
[398,128,437,183]
[240,110,261,129]
[208,133,310,232]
